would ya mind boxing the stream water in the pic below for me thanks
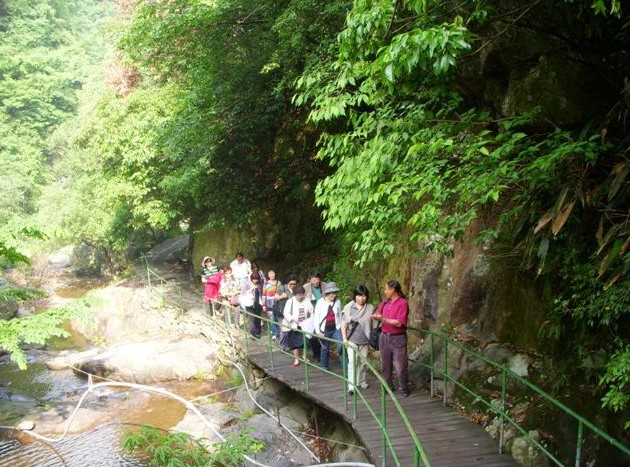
[0,284,221,466]
[0,354,221,466]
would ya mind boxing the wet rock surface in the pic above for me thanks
[2,237,362,465]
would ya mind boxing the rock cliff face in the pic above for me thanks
[403,227,550,351]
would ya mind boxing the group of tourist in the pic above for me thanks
[200,252,410,397]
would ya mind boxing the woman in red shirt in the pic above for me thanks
[372,280,410,397]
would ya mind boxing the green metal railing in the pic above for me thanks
[211,300,431,467]
[143,258,186,313]
[217,302,630,467]
[142,264,630,466]
[412,327,630,467]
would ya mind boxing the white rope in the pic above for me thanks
[3,381,270,467]
[216,354,322,464]
[0,365,372,467]
[204,315,376,467]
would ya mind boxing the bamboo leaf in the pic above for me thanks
[534,209,553,234]
[551,200,575,236]
[596,216,604,246]
[608,161,629,201]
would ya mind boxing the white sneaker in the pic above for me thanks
[359,382,369,389]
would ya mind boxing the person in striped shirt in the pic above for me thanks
[262,270,283,339]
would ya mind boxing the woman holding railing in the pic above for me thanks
[341,285,374,394]
[219,266,241,327]
[262,270,283,341]
[200,256,221,316]
[313,282,343,371]
[281,285,314,367]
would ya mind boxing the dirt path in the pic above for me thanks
[144,235,189,267]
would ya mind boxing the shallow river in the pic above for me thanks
[0,284,220,466]
[0,424,144,467]
[0,357,220,466]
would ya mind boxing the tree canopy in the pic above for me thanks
[296,0,630,420]
[1,0,630,438]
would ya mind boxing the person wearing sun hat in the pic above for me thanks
[200,257,221,316]
[313,281,343,371]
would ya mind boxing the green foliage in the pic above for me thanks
[0,228,46,269]
[39,84,183,260]
[228,367,244,389]
[0,240,30,268]
[122,425,264,467]
[0,287,45,303]
[110,0,347,234]
[589,0,622,16]
[0,0,113,237]
[208,429,265,466]
[0,297,92,370]
[296,2,539,265]
[601,345,630,421]
[297,0,630,423]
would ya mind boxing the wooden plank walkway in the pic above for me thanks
[246,343,517,467]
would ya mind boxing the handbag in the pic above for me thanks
[272,298,287,319]
[347,320,359,340]
[369,322,382,350]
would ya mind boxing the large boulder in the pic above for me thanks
[74,337,218,384]
[511,430,549,467]
[277,399,312,431]
[173,401,239,441]
[48,246,74,270]
[0,295,18,320]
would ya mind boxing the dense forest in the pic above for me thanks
[1,0,630,459]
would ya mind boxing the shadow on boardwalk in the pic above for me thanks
[246,342,517,467]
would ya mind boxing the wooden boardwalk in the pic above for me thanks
[246,344,517,467]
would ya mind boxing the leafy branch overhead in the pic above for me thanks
[297,0,630,417]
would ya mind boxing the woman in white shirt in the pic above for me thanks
[312,282,342,371]
[281,285,314,367]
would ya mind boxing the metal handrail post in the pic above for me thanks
[342,343,348,410]
[443,339,448,406]
[430,333,435,398]
[303,332,310,390]
[244,308,250,355]
[381,383,387,467]
[575,420,584,467]
[352,344,358,419]
[499,368,507,454]
[267,323,274,371]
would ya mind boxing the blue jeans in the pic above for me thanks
[270,318,279,338]
[320,328,341,370]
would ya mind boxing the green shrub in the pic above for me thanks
[123,424,264,467]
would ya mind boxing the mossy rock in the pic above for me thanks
[0,296,18,320]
